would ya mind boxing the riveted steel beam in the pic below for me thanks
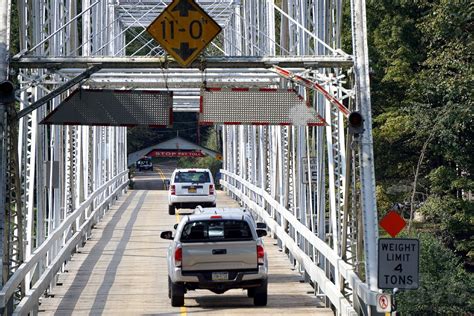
[10,56,353,70]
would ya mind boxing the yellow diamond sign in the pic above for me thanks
[147,0,222,67]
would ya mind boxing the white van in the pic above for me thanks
[168,168,216,215]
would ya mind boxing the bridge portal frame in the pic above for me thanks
[0,1,380,315]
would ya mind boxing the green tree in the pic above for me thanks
[177,127,222,184]
[361,0,474,268]
[396,233,474,314]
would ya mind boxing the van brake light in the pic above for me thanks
[209,184,215,195]
[170,185,176,195]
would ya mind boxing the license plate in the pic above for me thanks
[212,272,228,281]
[188,187,197,193]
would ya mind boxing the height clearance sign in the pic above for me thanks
[378,238,419,289]
[147,0,222,67]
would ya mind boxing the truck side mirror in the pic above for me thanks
[256,222,267,229]
[160,231,173,240]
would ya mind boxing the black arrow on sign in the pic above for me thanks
[173,42,197,61]
[172,0,197,17]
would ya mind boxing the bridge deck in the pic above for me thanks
[38,189,332,315]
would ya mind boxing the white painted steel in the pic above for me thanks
[220,171,377,310]
[3,0,380,314]
[0,170,128,312]
[351,0,379,292]
[0,0,11,291]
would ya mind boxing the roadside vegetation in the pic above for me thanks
[176,127,222,187]
[348,1,473,313]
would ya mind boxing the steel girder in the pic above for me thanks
[4,0,379,314]
[5,0,128,311]
[219,0,378,314]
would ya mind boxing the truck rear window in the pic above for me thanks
[180,220,253,242]
[174,172,210,183]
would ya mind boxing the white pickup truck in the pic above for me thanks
[160,208,268,307]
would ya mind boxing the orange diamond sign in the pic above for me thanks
[379,210,406,237]
[146,0,222,67]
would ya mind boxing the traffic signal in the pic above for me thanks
[0,80,15,104]
[348,111,364,135]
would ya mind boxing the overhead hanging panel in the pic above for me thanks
[40,89,173,127]
[199,88,327,126]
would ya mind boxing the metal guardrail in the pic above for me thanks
[0,170,129,315]
[220,170,378,316]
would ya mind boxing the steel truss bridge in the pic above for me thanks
[0,0,379,314]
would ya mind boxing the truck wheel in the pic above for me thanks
[247,288,256,297]
[253,280,267,306]
[168,205,176,215]
[170,281,184,307]
[168,277,171,299]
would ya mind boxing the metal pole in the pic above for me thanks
[0,0,12,293]
[352,0,379,293]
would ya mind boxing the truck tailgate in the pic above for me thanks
[182,240,257,271]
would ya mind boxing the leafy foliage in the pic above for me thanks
[362,0,474,268]
[396,233,474,314]
[177,127,222,185]
[358,2,474,312]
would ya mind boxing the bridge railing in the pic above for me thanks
[0,170,129,315]
[221,170,378,316]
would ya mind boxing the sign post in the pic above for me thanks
[378,238,419,289]
[146,0,222,67]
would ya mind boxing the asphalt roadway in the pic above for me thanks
[131,159,177,190]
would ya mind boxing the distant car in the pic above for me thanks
[136,157,153,171]
[160,208,268,307]
[168,168,216,215]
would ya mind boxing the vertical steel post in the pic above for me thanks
[351,0,379,293]
[0,0,11,291]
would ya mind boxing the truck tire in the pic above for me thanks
[247,288,256,297]
[253,279,267,306]
[168,277,171,299]
[170,281,185,307]
[169,205,176,215]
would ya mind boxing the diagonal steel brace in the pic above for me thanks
[270,65,351,117]
[14,65,101,121]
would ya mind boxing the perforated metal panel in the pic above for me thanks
[41,89,173,127]
[199,88,327,126]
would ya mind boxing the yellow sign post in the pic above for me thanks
[146,0,222,67]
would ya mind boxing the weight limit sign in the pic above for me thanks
[378,238,419,289]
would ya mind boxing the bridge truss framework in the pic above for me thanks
[0,0,379,315]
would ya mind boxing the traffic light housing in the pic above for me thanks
[348,111,364,135]
[0,80,15,104]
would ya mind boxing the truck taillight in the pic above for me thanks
[175,247,182,267]
[170,185,176,195]
[257,245,265,265]
[209,184,215,195]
